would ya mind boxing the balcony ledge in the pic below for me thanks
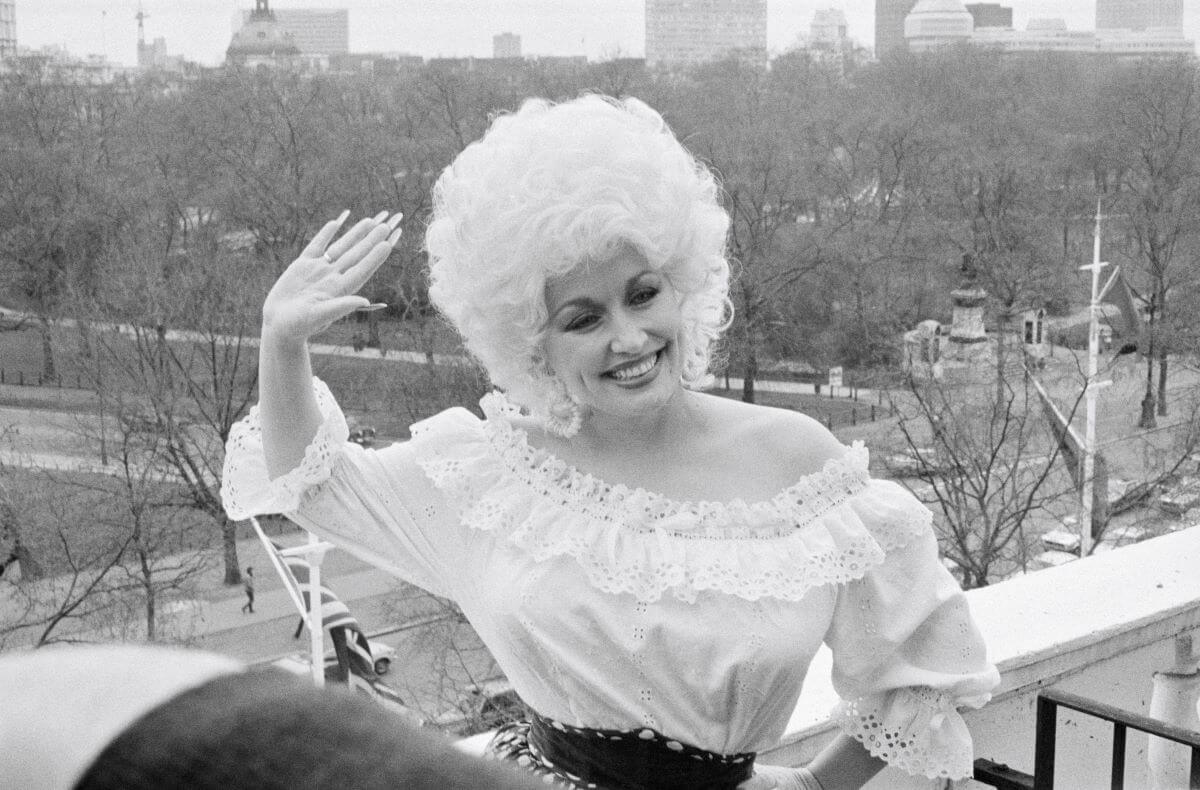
[763,525,1200,784]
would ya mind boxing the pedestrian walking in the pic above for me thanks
[241,567,255,614]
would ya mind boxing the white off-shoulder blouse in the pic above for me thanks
[221,378,1000,780]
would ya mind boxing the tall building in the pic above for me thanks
[0,0,15,60]
[493,32,521,59]
[965,3,1012,29]
[904,0,974,52]
[876,0,919,57]
[645,0,767,68]
[811,8,849,47]
[238,7,348,54]
[1096,0,1183,31]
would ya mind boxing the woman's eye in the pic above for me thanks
[630,288,658,306]
[565,314,599,332]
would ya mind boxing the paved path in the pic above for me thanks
[189,544,418,663]
[0,304,871,400]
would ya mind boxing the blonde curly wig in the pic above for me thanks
[425,95,731,423]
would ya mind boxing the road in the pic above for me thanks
[0,404,102,459]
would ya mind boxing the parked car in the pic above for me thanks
[1159,476,1200,517]
[357,638,397,676]
[1041,528,1081,555]
[274,637,396,676]
[1032,550,1078,570]
[328,637,396,676]
[882,447,961,480]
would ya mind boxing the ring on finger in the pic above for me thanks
[321,251,335,265]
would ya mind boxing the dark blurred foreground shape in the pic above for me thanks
[0,644,539,790]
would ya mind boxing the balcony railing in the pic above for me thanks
[974,687,1200,789]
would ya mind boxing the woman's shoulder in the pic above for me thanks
[406,404,490,450]
[696,393,847,478]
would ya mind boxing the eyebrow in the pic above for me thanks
[549,273,659,322]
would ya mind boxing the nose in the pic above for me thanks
[609,311,648,354]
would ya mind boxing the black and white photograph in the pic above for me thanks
[2,1,1200,788]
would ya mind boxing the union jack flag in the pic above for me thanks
[269,537,377,685]
[249,517,377,686]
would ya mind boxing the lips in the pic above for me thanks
[605,349,662,381]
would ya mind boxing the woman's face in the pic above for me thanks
[542,248,684,426]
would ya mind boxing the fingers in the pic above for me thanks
[340,222,389,269]
[300,210,351,258]
[326,211,392,261]
[341,233,400,294]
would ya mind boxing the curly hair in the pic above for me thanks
[425,95,731,420]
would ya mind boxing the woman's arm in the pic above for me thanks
[807,733,886,790]
[740,734,885,790]
[258,211,402,478]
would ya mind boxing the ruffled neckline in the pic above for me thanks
[410,391,930,602]
[475,390,872,537]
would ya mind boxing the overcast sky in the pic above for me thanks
[15,0,1200,67]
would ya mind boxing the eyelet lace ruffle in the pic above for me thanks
[221,378,349,520]
[409,391,932,603]
[833,685,991,780]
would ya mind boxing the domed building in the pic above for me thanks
[904,0,974,52]
[226,0,300,68]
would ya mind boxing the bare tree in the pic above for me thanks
[64,405,216,642]
[1098,58,1200,428]
[0,63,132,382]
[887,369,1080,587]
[669,59,824,401]
[66,232,264,585]
[380,588,525,736]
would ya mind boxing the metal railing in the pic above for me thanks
[976,687,1200,789]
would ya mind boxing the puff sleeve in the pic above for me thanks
[220,377,469,599]
[823,480,1000,780]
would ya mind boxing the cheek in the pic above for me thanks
[651,300,685,339]
[544,334,594,377]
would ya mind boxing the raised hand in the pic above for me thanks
[261,210,403,346]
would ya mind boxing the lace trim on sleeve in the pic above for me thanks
[832,686,989,780]
[408,391,932,603]
[220,377,349,520]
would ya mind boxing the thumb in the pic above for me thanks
[308,296,370,330]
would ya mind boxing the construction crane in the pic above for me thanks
[135,3,149,65]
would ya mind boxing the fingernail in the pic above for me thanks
[357,303,388,312]
[387,213,404,230]
[336,209,350,225]
[387,228,403,245]
[373,210,388,222]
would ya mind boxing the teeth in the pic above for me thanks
[610,353,657,380]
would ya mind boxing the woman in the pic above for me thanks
[222,95,999,790]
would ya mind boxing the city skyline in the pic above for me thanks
[13,0,1200,67]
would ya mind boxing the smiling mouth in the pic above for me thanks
[605,349,663,381]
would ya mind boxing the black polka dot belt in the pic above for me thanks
[491,711,757,790]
